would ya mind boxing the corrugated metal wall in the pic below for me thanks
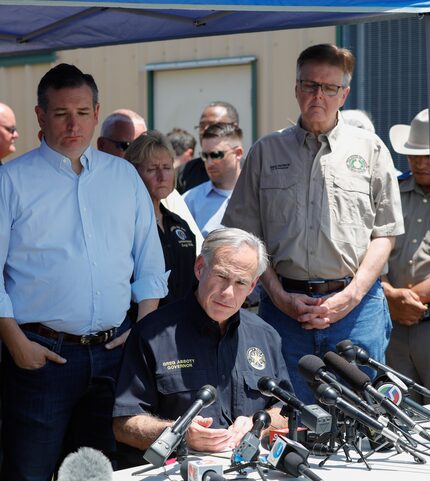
[0,27,334,160]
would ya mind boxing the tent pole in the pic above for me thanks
[425,14,430,141]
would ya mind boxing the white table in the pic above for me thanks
[113,444,430,481]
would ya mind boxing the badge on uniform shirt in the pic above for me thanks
[346,155,368,173]
[247,347,266,370]
[175,227,188,241]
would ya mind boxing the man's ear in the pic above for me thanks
[35,105,45,130]
[247,277,259,296]
[194,255,204,281]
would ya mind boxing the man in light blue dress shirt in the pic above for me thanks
[183,123,243,238]
[0,64,168,481]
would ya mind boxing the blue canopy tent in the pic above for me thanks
[0,1,429,58]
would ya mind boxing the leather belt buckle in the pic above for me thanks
[307,280,326,292]
[80,335,93,345]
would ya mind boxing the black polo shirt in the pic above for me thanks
[176,157,209,194]
[114,291,292,427]
[158,205,196,306]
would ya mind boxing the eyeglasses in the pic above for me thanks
[104,138,131,152]
[201,146,238,161]
[298,79,344,97]
[0,125,17,135]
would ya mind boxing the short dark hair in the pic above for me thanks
[296,44,355,86]
[37,63,99,111]
[166,128,196,157]
[207,101,239,125]
[202,122,243,142]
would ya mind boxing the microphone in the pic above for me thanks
[284,452,324,481]
[267,435,323,481]
[323,351,430,442]
[336,339,430,398]
[231,410,271,463]
[298,354,379,418]
[312,382,427,462]
[57,447,113,481]
[181,459,224,481]
[257,377,332,434]
[374,377,430,420]
[144,385,217,467]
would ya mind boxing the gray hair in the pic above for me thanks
[100,112,146,137]
[200,228,268,277]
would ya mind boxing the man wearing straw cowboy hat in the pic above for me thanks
[382,109,430,405]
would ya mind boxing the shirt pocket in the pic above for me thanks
[156,370,209,396]
[259,174,299,228]
[235,371,269,417]
[331,175,371,226]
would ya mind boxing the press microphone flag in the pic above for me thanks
[181,459,225,481]
[144,384,217,467]
[231,410,271,463]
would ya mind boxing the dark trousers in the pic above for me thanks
[0,321,129,481]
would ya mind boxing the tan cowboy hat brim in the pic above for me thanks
[390,109,430,155]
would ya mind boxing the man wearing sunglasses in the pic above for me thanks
[223,43,404,404]
[183,123,243,238]
[0,102,19,164]
[97,109,147,158]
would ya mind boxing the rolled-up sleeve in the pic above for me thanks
[131,173,169,303]
[222,143,263,238]
[0,171,15,318]
[371,144,404,238]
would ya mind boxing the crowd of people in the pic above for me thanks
[0,42,429,480]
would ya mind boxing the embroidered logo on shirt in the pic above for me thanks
[162,359,195,370]
[270,163,290,171]
[346,155,368,173]
[247,347,266,370]
[175,227,188,241]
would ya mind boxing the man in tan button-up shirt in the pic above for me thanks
[382,109,430,405]
[223,44,404,402]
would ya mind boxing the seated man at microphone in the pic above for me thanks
[113,228,292,462]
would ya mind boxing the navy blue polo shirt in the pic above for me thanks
[114,291,292,427]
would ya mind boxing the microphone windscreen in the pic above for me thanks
[283,451,303,477]
[298,355,325,381]
[323,351,370,390]
[197,385,217,406]
[57,447,113,481]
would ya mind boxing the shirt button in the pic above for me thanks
[88,234,92,238]
[62,158,67,164]
[412,239,417,244]
[83,207,87,212]
[221,374,226,381]
[408,260,413,265]
[423,199,428,204]
[417,218,423,223]
[96,291,101,295]
[408,283,413,288]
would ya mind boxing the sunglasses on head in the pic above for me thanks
[105,138,131,152]
[201,146,238,161]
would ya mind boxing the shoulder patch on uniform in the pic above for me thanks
[247,347,266,370]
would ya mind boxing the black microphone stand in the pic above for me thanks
[319,413,371,470]
[225,457,271,481]
[279,404,299,440]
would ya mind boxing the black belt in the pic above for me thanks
[280,276,352,294]
[21,323,117,345]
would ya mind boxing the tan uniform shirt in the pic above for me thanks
[387,176,430,288]
[223,117,404,280]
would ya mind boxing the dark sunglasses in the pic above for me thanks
[201,146,238,161]
[105,138,131,152]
